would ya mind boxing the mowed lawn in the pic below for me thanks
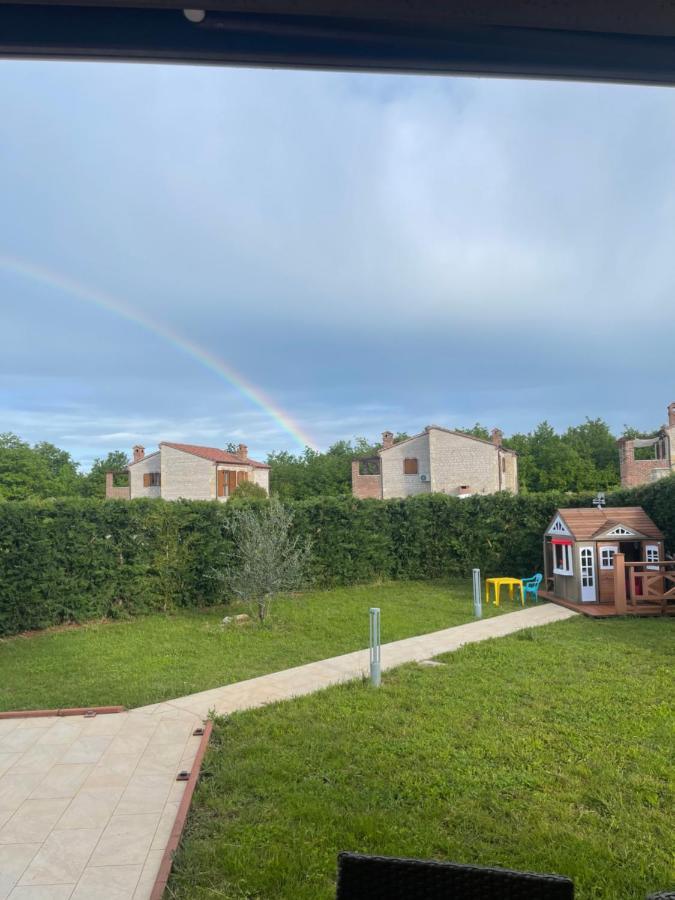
[0,579,504,711]
[169,616,674,900]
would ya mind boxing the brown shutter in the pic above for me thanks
[403,458,418,475]
[217,469,225,497]
[227,470,237,493]
[143,473,151,487]
[236,470,248,486]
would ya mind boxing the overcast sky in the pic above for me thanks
[1,60,674,468]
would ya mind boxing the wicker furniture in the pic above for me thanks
[336,852,574,899]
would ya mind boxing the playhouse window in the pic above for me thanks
[600,547,617,569]
[553,543,573,575]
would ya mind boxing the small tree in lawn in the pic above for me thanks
[223,497,312,623]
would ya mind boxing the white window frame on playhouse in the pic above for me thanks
[599,545,619,570]
[553,542,573,576]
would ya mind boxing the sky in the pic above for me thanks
[1,60,674,469]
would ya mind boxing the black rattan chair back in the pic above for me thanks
[336,852,574,899]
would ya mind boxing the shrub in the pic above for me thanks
[0,478,672,636]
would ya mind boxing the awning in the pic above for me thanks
[551,538,573,546]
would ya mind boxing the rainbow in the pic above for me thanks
[0,254,317,450]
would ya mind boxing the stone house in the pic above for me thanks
[106,442,270,500]
[617,402,675,488]
[351,426,518,500]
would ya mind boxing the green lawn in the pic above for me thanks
[0,579,503,711]
[169,616,675,900]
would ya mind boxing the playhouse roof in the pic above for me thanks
[552,507,664,542]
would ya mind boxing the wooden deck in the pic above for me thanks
[539,592,671,617]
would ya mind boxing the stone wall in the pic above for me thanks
[380,434,432,500]
[128,453,161,499]
[351,461,382,499]
[160,445,215,501]
[427,428,517,496]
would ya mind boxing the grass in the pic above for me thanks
[169,616,675,900]
[0,579,504,711]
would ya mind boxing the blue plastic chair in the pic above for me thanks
[521,573,543,603]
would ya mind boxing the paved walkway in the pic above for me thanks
[138,603,577,719]
[0,602,576,899]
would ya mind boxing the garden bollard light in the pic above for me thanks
[472,568,482,618]
[369,607,381,687]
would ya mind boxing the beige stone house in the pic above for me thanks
[106,442,270,500]
[617,402,675,488]
[352,426,518,500]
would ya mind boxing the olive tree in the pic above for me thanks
[222,497,312,622]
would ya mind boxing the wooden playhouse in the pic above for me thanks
[541,506,674,616]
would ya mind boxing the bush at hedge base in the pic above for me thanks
[0,476,671,636]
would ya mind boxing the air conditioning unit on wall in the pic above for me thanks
[420,474,428,482]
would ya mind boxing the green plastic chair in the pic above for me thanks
[521,573,543,603]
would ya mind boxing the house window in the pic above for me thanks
[403,458,418,475]
[359,459,380,476]
[599,546,618,569]
[553,543,573,575]
[143,472,161,487]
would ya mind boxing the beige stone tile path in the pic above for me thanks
[139,603,577,720]
[0,602,576,899]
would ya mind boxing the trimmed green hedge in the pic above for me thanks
[1,479,672,636]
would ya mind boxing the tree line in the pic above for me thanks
[0,416,661,502]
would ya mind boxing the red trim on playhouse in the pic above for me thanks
[550,538,574,546]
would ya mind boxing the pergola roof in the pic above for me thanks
[2,1,675,84]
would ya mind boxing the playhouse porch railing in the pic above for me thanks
[613,554,675,614]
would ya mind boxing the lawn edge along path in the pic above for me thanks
[137,603,577,720]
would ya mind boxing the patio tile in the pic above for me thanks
[29,766,92,801]
[81,757,138,791]
[132,849,163,900]
[0,723,21,742]
[0,757,22,780]
[36,723,83,748]
[56,788,123,830]
[7,885,75,899]
[60,737,113,767]
[0,800,70,845]
[134,744,184,778]
[150,801,180,851]
[71,864,142,900]
[11,746,66,776]
[87,813,160,867]
[76,716,125,737]
[0,731,50,756]
[18,829,102,886]
[115,776,172,816]
[0,775,44,814]
[0,843,41,900]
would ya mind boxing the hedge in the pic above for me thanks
[0,478,672,636]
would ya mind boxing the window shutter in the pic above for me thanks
[236,470,248,486]
[217,469,225,497]
[143,473,151,487]
[403,458,418,475]
[227,470,237,493]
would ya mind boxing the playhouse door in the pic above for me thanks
[579,545,597,602]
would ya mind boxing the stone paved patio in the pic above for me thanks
[0,602,576,898]
[0,707,202,899]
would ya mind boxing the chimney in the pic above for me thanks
[381,431,394,450]
[132,445,145,463]
[237,443,248,460]
[668,402,675,428]
[491,428,503,447]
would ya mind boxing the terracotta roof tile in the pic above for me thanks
[160,442,270,468]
